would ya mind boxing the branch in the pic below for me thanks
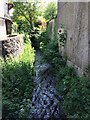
[19,6,30,24]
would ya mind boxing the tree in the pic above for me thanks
[43,2,57,21]
[12,0,41,34]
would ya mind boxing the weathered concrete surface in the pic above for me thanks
[29,50,67,120]
[47,19,55,40]
[88,2,90,79]
[56,2,89,76]
[0,0,6,36]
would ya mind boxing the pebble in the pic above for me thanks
[29,51,67,120]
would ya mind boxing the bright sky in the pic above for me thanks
[12,0,57,2]
[42,0,57,3]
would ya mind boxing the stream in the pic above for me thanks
[29,50,67,120]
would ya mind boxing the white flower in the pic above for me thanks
[58,28,64,34]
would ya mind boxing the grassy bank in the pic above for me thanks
[1,42,35,119]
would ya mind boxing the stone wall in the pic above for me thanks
[0,35,23,58]
[56,2,89,76]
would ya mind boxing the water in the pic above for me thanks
[29,50,67,120]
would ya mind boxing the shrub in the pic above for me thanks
[61,76,90,119]
[29,29,41,49]
[39,30,50,51]
[42,31,90,119]
[58,29,67,47]
[2,42,35,119]
[42,38,59,62]
[23,33,30,43]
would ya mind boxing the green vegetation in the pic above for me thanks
[43,2,57,21]
[12,0,42,34]
[58,29,67,47]
[41,28,90,119]
[2,1,89,118]
[2,42,35,119]
[2,21,90,119]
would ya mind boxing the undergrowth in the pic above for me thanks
[41,33,90,119]
[1,42,35,119]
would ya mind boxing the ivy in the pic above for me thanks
[58,29,67,46]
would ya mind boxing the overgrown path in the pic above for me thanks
[29,49,67,120]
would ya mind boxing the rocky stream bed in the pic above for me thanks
[29,50,67,120]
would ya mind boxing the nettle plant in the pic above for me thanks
[58,28,67,46]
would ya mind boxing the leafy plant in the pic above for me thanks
[43,2,57,21]
[41,27,90,119]
[29,29,40,49]
[2,42,35,119]
[42,38,58,62]
[58,29,67,46]
[13,1,42,34]
[61,76,90,119]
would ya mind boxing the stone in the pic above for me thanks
[29,50,67,119]
[1,35,23,58]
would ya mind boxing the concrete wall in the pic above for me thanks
[88,2,90,79]
[56,2,89,76]
[0,0,6,36]
[47,19,55,39]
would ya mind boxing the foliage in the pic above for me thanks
[55,68,90,119]
[29,29,41,49]
[41,28,90,119]
[19,42,35,64]
[43,2,57,21]
[2,42,35,119]
[29,29,49,50]
[43,39,58,61]
[62,76,90,119]
[12,1,41,34]
[23,33,30,43]
[58,29,67,46]
[39,30,49,50]
[42,37,62,64]
[12,22,18,34]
